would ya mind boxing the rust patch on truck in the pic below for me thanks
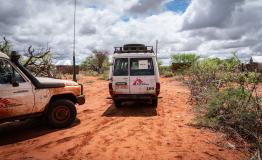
[48,86,81,97]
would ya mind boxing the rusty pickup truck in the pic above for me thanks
[0,51,85,128]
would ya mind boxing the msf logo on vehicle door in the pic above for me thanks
[133,78,148,86]
[0,98,22,108]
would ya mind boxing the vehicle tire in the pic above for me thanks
[114,100,122,108]
[152,98,158,107]
[46,99,77,128]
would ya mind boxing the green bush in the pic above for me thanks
[80,50,109,74]
[200,88,260,129]
[187,53,262,156]
[162,70,174,77]
[159,66,171,74]
[99,70,109,80]
[81,69,109,81]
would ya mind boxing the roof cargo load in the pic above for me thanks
[114,44,154,54]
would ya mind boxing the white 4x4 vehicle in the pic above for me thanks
[0,51,85,128]
[109,44,160,107]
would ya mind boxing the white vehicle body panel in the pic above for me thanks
[130,75,156,94]
[113,76,130,94]
[33,89,50,113]
[0,82,34,119]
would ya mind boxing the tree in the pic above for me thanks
[22,45,55,77]
[0,37,12,55]
[0,37,55,77]
[80,50,109,74]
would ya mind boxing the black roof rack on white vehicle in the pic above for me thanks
[114,44,154,54]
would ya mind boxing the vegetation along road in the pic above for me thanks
[0,75,250,160]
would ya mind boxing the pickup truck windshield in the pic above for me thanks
[130,58,154,76]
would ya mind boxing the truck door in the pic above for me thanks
[129,58,156,94]
[0,59,34,120]
[113,58,129,94]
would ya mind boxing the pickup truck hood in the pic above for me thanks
[36,77,78,86]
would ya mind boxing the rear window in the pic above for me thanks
[113,58,128,76]
[130,58,154,76]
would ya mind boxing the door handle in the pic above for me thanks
[13,90,29,94]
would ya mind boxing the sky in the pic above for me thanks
[0,0,262,65]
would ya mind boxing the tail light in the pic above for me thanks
[156,82,160,95]
[109,83,113,96]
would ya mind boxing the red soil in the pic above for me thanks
[0,76,249,160]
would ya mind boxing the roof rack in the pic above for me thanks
[114,44,154,54]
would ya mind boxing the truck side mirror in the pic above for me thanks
[11,79,19,87]
[8,74,19,87]
[9,69,19,87]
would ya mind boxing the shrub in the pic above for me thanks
[199,88,261,131]
[80,50,109,74]
[159,66,171,74]
[186,53,262,158]
[171,53,199,74]
[99,70,109,80]
[162,71,174,77]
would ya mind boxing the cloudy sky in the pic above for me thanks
[0,0,262,64]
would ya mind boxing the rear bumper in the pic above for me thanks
[76,95,85,105]
[113,94,157,101]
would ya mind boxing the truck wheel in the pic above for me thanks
[152,98,158,107]
[114,100,122,108]
[46,99,76,128]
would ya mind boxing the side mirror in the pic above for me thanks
[8,73,19,87]
[11,80,19,87]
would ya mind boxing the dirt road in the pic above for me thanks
[0,76,248,160]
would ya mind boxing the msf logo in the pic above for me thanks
[133,78,148,86]
[0,98,22,108]
[0,98,11,108]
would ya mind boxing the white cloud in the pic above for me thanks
[182,0,245,30]
[127,0,171,15]
[0,0,261,64]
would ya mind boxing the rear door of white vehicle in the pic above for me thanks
[129,57,156,94]
[112,58,130,94]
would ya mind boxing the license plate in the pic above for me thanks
[115,82,128,89]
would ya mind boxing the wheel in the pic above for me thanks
[152,98,158,107]
[46,99,77,128]
[114,100,122,108]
